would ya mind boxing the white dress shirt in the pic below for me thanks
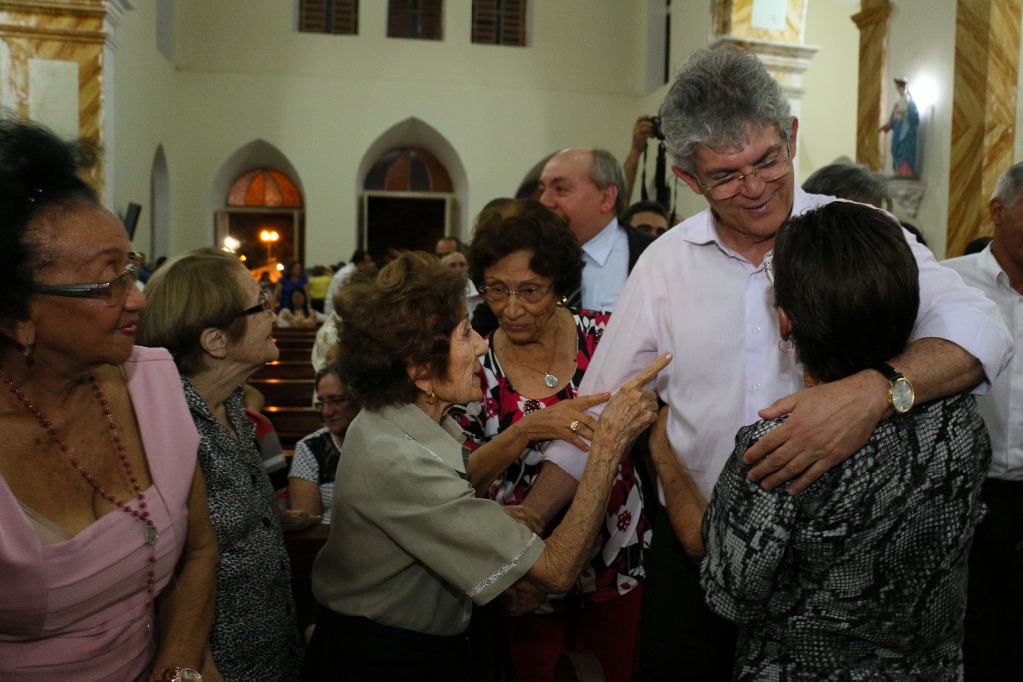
[545,189,1014,500]
[580,218,630,312]
[943,246,1023,480]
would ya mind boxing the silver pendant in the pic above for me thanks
[544,374,559,389]
[145,525,159,546]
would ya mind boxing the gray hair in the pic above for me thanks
[992,161,1023,208]
[802,163,892,211]
[659,45,793,173]
[587,149,627,217]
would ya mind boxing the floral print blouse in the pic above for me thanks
[451,309,650,604]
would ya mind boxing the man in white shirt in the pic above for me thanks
[943,162,1023,681]
[539,148,653,310]
[525,45,1013,680]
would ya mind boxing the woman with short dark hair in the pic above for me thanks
[452,199,650,682]
[651,202,991,679]
[302,251,668,680]
[287,364,359,523]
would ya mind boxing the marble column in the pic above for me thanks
[851,0,891,172]
[947,0,1021,257]
[0,0,107,190]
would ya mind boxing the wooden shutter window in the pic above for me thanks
[471,0,526,46]
[299,0,359,35]
[387,0,443,40]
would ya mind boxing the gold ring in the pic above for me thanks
[569,420,580,432]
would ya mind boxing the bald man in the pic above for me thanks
[539,148,653,310]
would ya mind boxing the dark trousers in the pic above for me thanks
[639,511,736,682]
[964,478,1023,681]
[300,608,468,681]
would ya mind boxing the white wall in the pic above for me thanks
[799,0,859,181]
[109,0,862,262]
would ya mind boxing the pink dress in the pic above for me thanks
[0,346,199,680]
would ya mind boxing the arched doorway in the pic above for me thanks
[216,168,304,279]
[362,147,454,256]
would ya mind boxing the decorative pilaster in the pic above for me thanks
[0,0,107,190]
[947,0,1021,257]
[851,0,891,172]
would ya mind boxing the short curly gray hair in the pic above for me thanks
[659,44,793,174]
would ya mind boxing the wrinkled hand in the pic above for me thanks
[632,115,657,152]
[517,392,610,451]
[501,504,545,535]
[279,508,321,532]
[501,579,549,616]
[743,370,889,494]
[593,354,672,461]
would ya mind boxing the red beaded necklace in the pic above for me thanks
[0,365,159,599]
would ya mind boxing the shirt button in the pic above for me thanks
[262,517,271,527]
[753,383,761,391]
[752,326,761,334]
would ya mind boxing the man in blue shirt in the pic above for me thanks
[539,147,654,311]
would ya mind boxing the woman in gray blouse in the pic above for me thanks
[302,252,669,681]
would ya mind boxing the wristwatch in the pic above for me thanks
[874,363,915,414]
[157,668,203,682]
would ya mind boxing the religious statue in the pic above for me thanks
[880,77,920,177]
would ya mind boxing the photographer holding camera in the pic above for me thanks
[623,115,671,210]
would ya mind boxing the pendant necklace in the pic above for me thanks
[510,313,562,389]
[0,365,159,599]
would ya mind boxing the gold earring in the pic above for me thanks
[556,296,569,308]
[23,341,34,363]
[426,390,436,405]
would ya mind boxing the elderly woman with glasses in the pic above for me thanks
[288,364,360,524]
[139,248,313,681]
[0,115,218,681]
[448,199,651,682]
[650,202,991,679]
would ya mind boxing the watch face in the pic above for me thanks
[891,378,914,413]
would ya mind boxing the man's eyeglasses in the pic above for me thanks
[236,291,274,317]
[314,395,354,411]
[33,252,142,308]
[694,140,793,201]
[479,283,553,304]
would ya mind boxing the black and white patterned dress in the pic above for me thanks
[182,378,303,681]
[702,394,990,681]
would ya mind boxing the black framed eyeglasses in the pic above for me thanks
[479,283,553,304]
[33,252,142,308]
[236,291,274,317]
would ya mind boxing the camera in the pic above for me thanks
[651,116,666,141]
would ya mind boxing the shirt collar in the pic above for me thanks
[977,243,1013,289]
[581,217,623,267]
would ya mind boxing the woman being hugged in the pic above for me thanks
[0,114,217,681]
[451,199,649,682]
[302,252,668,681]
[140,248,310,681]
[652,202,991,679]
